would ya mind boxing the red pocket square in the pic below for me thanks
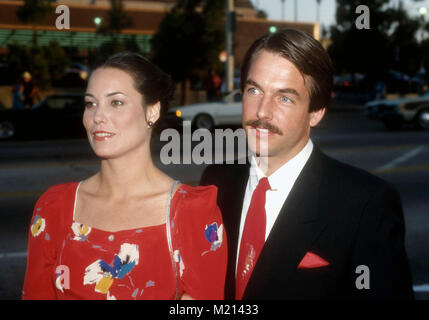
[297,252,330,269]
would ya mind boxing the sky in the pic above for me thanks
[250,0,429,29]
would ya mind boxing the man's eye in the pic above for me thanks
[247,87,259,95]
[280,96,292,104]
[111,100,123,107]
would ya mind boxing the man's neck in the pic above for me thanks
[254,139,312,177]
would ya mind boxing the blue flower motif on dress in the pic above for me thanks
[202,222,223,256]
[83,243,139,299]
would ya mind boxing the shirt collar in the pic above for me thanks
[249,139,314,190]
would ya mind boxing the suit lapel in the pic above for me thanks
[243,147,329,299]
[225,162,249,264]
[223,162,249,299]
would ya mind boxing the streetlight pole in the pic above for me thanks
[294,0,298,22]
[316,0,321,23]
[225,0,235,94]
[419,7,427,43]
[281,0,285,21]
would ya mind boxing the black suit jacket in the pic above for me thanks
[200,145,414,299]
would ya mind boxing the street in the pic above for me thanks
[1,106,429,299]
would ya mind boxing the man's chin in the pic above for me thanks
[248,145,271,158]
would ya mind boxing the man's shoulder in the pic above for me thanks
[318,149,397,194]
[200,162,249,186]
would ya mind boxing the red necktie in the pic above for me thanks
[236,177,271,300]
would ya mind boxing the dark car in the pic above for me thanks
[0,93,86,140]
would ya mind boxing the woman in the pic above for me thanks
[22,52,227,300]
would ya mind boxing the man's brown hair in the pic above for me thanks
[240,28,334,112]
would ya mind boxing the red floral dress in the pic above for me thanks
[22,182,227,300]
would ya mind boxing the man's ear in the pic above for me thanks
[146,101,161,125]
[309,107,326,127]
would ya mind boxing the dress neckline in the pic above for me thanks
[71,180,182,235]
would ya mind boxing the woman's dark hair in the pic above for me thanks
[240,28,334,112]
[93,52,175,128]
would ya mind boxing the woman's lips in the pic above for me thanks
[92,131,116,141]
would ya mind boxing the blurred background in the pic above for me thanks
[1,0,429,300]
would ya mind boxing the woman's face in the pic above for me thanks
[83,67,159,159]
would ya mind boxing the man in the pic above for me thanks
[200,29,414,300]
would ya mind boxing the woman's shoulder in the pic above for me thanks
[171,184,220,222]
[36,182,79,208]
[30,182,79,238]
[174,183,218,203]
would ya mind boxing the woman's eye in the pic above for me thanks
[84,101,95,108]
[111,100,123,107]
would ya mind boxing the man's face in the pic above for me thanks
[242,50,325,167]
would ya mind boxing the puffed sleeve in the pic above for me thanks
[171,185,228,300]
[22,184,68,300]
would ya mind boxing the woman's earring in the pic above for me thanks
[148,121,154,128]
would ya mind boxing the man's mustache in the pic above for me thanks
[244,119,283,135]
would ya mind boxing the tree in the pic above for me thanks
[256,10,268,19]
[328,0,426,77]
[7,42,70,90]
[92,0,136,63]
[150,0,225,105]
[44,41,70,83]
[98,0,132,41]
[328,0,393,77]
[387,4,421,76]
[16,0,52,47]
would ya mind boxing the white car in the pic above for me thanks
[365,91,429,130]
[167,90,242,131]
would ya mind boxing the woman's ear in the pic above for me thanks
[146,101,161,126]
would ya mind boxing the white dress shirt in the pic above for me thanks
[236,139,314,274]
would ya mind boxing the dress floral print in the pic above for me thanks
[22,182,227,300]
[83,243,140,299]
[30,215,46,237]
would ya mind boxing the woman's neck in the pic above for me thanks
[93,146,166,200]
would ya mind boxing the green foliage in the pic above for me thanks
[328,0,426,77]
[90,0,137,66]
[6,44,30,83]
[16,0,52,46]
[31,47,51,90]
[97,0,132,41]
[6,42,70,90]
[256,10,268,19]
[87,36,143,68]
[16,0,52,24]
[44,41,70,82]
[329,0,391,75]
[150,0,225,82]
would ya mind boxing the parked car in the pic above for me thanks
[66,63,89,80]
[166,90,242,131]
[0,93,86,140]
[365,91,429,130]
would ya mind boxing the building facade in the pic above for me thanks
[0,0,318,67]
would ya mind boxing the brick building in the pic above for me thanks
[0,0,318,67]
